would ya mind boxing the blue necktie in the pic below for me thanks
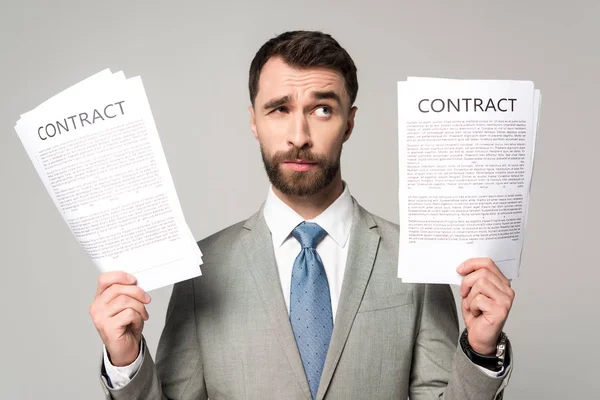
[290,222,333,400]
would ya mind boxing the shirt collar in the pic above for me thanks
[263,182,354,248]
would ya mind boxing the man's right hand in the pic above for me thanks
[89,271,151,367]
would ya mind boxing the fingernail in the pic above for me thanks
[144,293,151,302]
[457,263,464,272]
[127,274,136,283]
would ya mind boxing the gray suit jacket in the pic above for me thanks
[101,198,511,399]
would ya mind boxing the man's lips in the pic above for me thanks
[282,159,318,172]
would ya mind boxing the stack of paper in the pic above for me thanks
[397,77,541,284]
[15,69,202,291]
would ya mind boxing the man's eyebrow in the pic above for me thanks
[262,91,342,111]
[312,90,342,105]
[262,95,291,110]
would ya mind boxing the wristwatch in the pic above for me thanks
[460,329,510,372]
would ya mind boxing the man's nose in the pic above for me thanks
[287,112,311,148]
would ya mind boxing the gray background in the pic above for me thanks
[1,0,598,398]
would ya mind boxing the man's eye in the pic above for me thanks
[272,106,287,113]
[314,106,332,117]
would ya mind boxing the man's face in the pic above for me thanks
[249,57,357,197]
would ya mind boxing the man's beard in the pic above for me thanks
[261,146,340,197]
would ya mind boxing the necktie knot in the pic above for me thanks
[292,222,327,249]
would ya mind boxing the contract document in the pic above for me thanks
[398,77,541,284]
[15,69,202,291]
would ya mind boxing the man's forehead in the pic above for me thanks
[257,58,347,101]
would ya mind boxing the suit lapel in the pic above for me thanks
[241,207,313,400]
[316,199,381,400]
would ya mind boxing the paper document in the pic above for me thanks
[15,69,202,291]
[397,77,541,284]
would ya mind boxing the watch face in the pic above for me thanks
[497,343,506,358]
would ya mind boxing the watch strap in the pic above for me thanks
[460,329,510,372]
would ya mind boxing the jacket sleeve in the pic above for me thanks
[409,283,512,400]
[100,278,207,400]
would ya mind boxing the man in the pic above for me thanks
[90,30,514,399]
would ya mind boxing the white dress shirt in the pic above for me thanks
[263,183,353,321]
[103,183,503,387]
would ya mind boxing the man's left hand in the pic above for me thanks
[457,258,515,355]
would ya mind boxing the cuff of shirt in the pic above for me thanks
[464,340,511,378]
[475,364,506,378]
[102,341,144,389]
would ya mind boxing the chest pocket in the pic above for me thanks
[357,291,413,313]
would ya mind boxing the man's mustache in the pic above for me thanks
[271,148,326,165]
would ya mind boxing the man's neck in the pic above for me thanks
[272,176,345,220]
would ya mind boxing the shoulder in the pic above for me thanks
[353,200,399,242]
[371,213,399,238]
[193,206,265,268]
[197,219,247,249]
[194,218,250,267]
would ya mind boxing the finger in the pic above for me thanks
[461,297,470,315]
[469,293,494,318]
[96,271,137,298]
[106,295,149,321]
[457,258,510,286]
[112,307,145,332]
[460,268,515,299]
[465,278,512,312]
[100,284,151,306]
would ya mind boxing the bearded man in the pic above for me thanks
[91,30,514,400]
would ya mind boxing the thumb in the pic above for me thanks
[129,316,144,338]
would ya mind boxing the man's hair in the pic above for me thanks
[248,30,358,108]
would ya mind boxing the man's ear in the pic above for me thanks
[249,105,259,140]
[343,106,358,143]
